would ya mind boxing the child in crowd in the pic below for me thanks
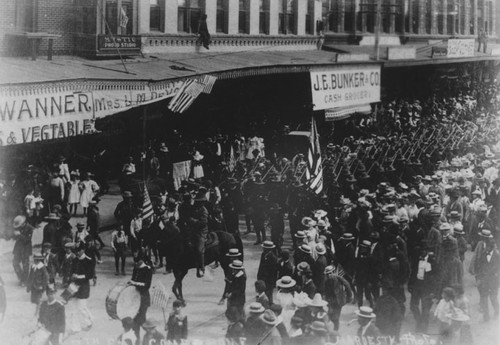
[434,287,456,343]
[166,299,188,343]
[27,254,49,317]
[111,225,128,276]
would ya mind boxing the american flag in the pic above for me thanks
[150,281,170,309]
[201,75,217,94]
[228,145,237,172]
[305,116,323,194]
[141,184,154,222]
[168,79,204,113]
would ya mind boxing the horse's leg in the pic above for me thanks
[172,271,181,300]
[178,270,188,303]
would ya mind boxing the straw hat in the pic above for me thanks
[298,244,311,254]
[355,306,376,318]
[301,217,317,227]
[261,241,276,249]
[122,191,133,198]
[478,229,493,238]
[316,243,326,255]
[297,261,310,272]
[340,233,354,240]
[260,310,278,325]
[44,213,60,221]
[439,223,452,232]
[13,215,26,229]
[276,276,296,289]
[229,260,244,269]
[248,302,265,314]
[314,210,328,219]
[294,231,307,239]
[308,293,328,308]
[226,248,241,257]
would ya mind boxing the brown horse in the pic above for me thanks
[159,225,243,303]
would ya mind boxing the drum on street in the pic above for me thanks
[105,282,141,320]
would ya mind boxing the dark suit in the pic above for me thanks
[257,250,278,303]
[71,254,93,299]
[131,263,153,344]
[228,270,246,315]
[475,248,500,319]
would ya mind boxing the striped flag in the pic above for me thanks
[305,116,323,194]
[228,145,237,172]
[168,79,205,114]
[142,184,154,222]
[150,281,170,309]
[201,75,217,94]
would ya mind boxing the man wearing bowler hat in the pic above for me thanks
[257,241,278,304]
[12,215,34,286]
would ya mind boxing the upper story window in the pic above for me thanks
[178,0,204,33]
[306,0,313,34]
[105,0,133,35]
[260,0,269,34]
[216,0,226,33]
[279,0,294,34]
[239,0,249,34]
[150,0,165,32]
[15,0,36,32]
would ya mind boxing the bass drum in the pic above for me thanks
[105,282,141,320]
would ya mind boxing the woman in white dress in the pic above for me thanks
[68,171,81,216]
[79,172,99,216]
[275,276,297,332]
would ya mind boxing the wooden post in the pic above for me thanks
[48,39,53,61]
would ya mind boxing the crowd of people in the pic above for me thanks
[2,72,500,345]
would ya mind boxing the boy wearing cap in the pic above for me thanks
[38,288,65,345]
[27,254,49,317]
[257,241,278,304]
[60,242,76,288]
[70,243,94,331]
[142,318,164,345]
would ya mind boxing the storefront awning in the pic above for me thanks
[324,104,372,121]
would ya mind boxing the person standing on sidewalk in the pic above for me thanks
[111,225,128,275]
[12,215,34,286]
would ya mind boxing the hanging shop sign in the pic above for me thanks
[310,65,381,111]
[0,79,183,145]
[432,47,448,58]
[97,35,142,52]
[447,39,475,58]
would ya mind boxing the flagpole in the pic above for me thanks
[142,105,147,181]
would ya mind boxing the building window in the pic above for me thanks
[260,0,269,34]
[344,0,356,32]
[15,0,36,32]
[487,1,493,34]
[216,0,226,33]
[395,0,405,33]
[425,0,432,34]
[306,0,313,34]
[278,0,294,34]
[381,0,391,33]
[469,0,474,34]
[447,0,457,35]
[411,0,419,33]
[438,0,447,34]
[150,0,165,32]
[459,0,465,34]
[365,0,376,33]
[239,0,249,33]
[327,0,340,33]
[75,0,97,35]
[105,0,133,35]
[178,0,204,33]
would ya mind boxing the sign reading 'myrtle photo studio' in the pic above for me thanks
[310,65,381,111]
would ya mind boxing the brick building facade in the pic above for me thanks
[0,0,497,58]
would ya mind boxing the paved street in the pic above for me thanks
[0,185,499,345]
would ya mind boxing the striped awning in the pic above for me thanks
[324,104,372,121]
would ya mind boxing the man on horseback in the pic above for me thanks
[189,191,209,278]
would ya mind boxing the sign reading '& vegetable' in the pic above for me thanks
[310,65,381,111]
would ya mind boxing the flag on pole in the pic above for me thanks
[142,184,154,222]
[120,7,129,28]
[168,79,205,114]
[201,75,217,94]
[228,145,237,172]
[150,281,170,309]
[305,116,323,194]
